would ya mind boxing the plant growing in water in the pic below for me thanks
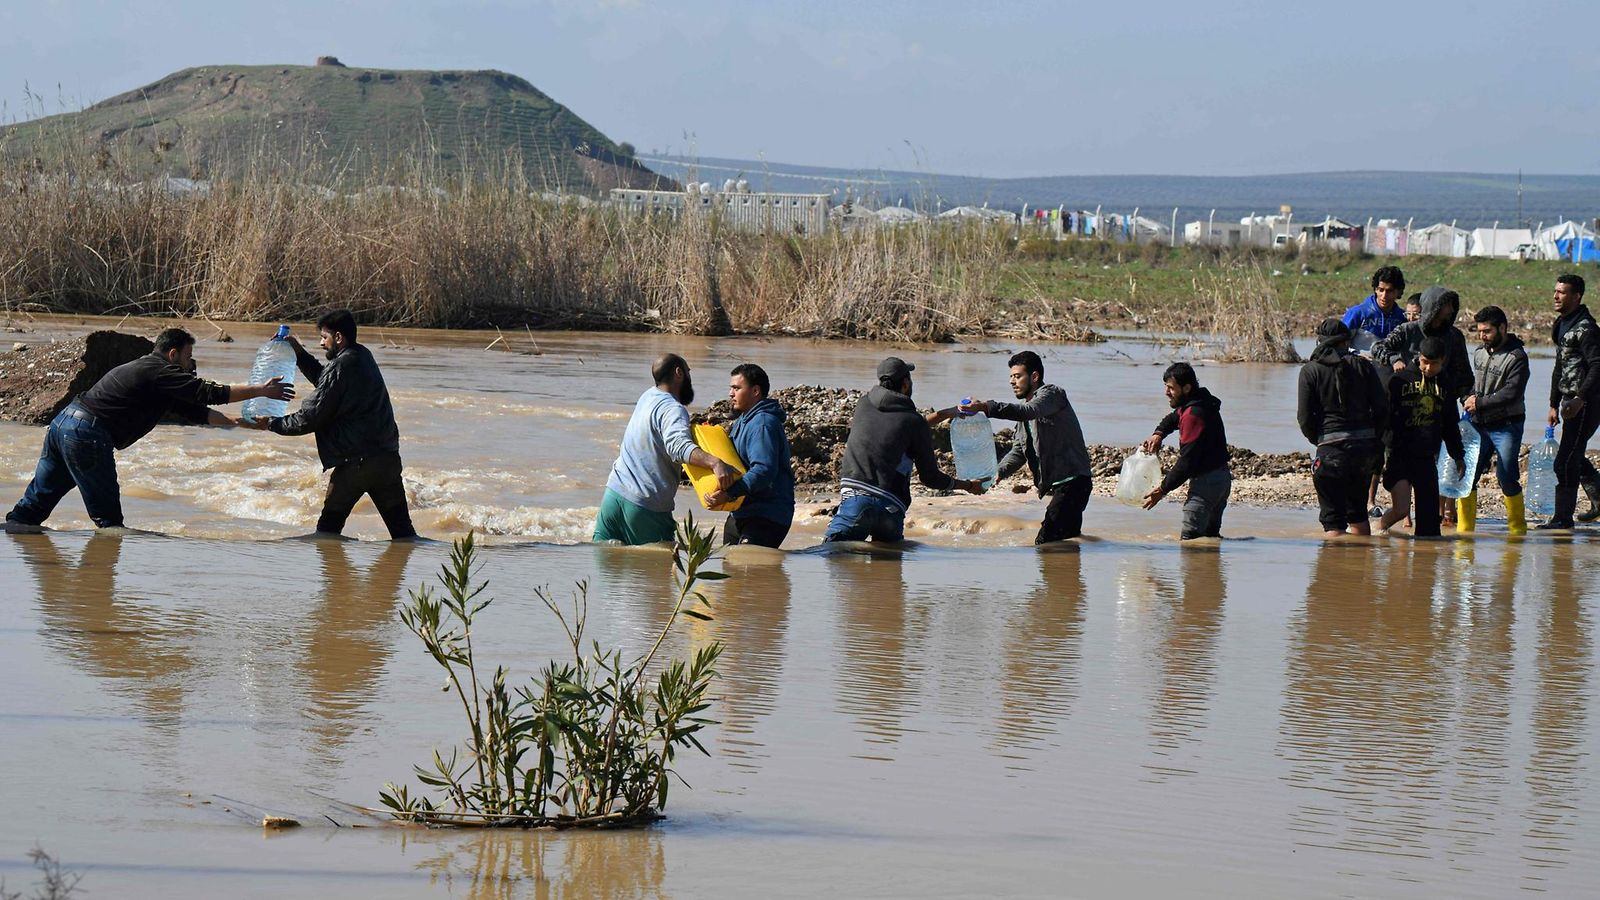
[380,516,724,827]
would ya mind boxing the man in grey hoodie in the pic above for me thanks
[824,357,985,543]
[1372,285,1473,401]
[962,350,1094,542]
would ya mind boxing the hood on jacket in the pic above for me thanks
[1312,318,1353,365]
[867,384,915,412]
[1418,285,1460,335]
[736,396,786,423]
[1179,386,1222,412]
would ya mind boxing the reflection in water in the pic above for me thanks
[16,533,199,727]
[1144,546,1227,780]
[990,547,1086,762]
[1525,544,1591,885]
[830,552,922,751]
[413,829,664,900]
[701,555,791,770]
[1279,542,1527,879]
[303,539,417,763]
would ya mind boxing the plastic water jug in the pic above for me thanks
[1526,425,1559,517]
[951,401,998,487]
[1437,411,1481,499]
[241,325,297,421]
[1115,449,1161,506]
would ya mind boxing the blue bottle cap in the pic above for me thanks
[275,324,290,339]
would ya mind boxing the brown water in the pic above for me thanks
[0,318,1594,897]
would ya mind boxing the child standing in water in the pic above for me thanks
[1378,337,1466,537]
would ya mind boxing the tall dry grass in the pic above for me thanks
[0,147,1003,343]
[1194,264,1303,363]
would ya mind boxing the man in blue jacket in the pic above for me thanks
[1342,265,1407,351]
[706,363,795,548]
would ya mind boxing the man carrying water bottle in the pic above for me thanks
[1540,274,1600,530]
[1461,306,1529,533]
[960,351,1092,543]
[1139,362,1231,540]
[248,310,417,540]
[5,328,294,530]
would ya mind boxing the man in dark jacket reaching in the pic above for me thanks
[249,310,416,540]
[1372,285,1473,402]
[961,351,1094,543]
[1298,319,1390,538]
[824,357,985,543]
[706,363,795,548]
[1539,274,1600,529]
[1139,363,1231,539]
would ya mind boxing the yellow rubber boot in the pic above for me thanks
[1505,492,1527,536]
[1456,492,1477,534]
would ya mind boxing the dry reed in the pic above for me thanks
[1194,264,1303,363]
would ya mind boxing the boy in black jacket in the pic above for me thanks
[1377,337,1465,537]
[1140,363,1231,539]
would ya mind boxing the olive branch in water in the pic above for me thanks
[380,514,723,827]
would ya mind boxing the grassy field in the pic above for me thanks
[998,238,1589,342]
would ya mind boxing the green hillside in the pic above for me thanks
[0,59,672,193]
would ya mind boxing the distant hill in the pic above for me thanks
[642,155,1600,229]
[0,60,673,193]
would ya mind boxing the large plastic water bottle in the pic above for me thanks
[1526,425,1559,517]
[951,400,998,487]
[1437,411,1481,499]
[240,325,297,421]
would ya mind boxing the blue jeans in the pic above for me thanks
[7,405,124,528]
[1473,418,1523,496]
[823,493,905,543]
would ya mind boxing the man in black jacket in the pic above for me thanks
[1539,274,1600,529]
[250,310,416,539]
[962,350,1094,543]
[823,357,984,543]
[5,328,293,530]
[1140,362,1231,539]
[1298,319,1389,538]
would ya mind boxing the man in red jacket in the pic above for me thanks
[1139,362,1232,539]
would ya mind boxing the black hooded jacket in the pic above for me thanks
[1152,386,1228,492]
[1298,334,1389,446]
[1371,286,1472,400]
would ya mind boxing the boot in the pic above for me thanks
[1456,492,1476,534]
[1505,492,1527,536]
[1579,474,1600,523]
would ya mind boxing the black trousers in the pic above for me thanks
[1554,398,1600,522]
[1312,439,1381,533]
[1385,451,1442,537]
[723,514,791,549]
[1036,476,1093,544]
[319,452,416,539]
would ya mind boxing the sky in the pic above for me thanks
[1,0,1596,178]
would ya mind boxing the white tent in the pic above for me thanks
[1469,227,1534,258]
[874,205,927,224]
[1412,223,1470,257]
[939,205,1014,222]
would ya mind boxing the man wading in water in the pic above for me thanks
[1139,362,1232,539]
[5,328,293,531]
[594,353,737,545]
[1540,274,1600,530]
[961,351,1092,543]
[1298,319,1389,538]
[248,310,418,540]
[824,356,984,543]
[705,363,795,548]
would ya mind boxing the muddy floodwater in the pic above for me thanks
[1,319,1595,897]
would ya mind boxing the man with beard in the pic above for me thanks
[1139,362,1231,539]
[5,327,293,530]
[825,356,985,543]
[594,353,737,544]
[1539,274,1600,530]
[705,363,795,548]
[1459,305,1530,533]
[250,310,417,540]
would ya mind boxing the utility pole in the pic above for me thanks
[1517,169,1524,229]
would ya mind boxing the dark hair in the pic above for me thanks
[154,328,196,356]
[1406,293,1422,306]
[1007,350,1044,379]
[1162,361,1198,389]
[1372,265,1406,293]
[317,309,357,345]
[729,363,770,398]
[1474,305,1507,327]
[1558,273,1587,297]
[1419,336,1448,360]
[652,353,688,386]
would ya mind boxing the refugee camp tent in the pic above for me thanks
[875,205,927,224]
[939,205,1014,222]
[1537,221,1600,263]
[1411,223,1470,257]
[1469,227,1534,258]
